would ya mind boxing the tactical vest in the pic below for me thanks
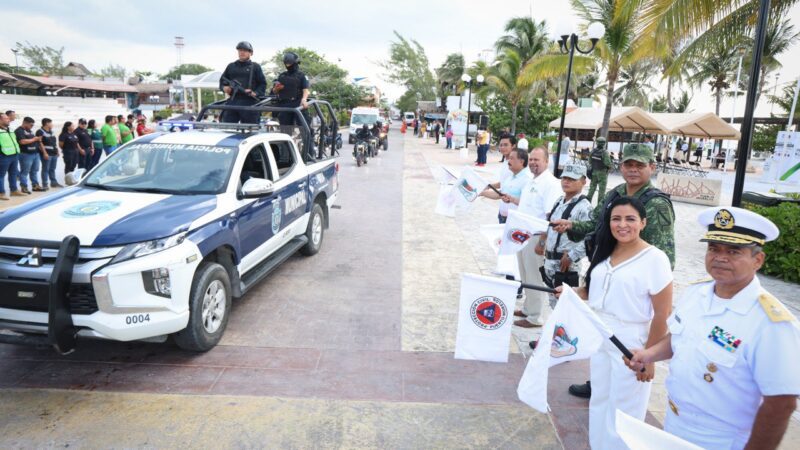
[277,70,302,102]
[590,147,607,172]
[0,128,20,156]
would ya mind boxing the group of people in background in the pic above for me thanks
[0,110,153,200]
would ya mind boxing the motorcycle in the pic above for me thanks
[379,130,389,150]
[368,136,380,158]
[353,138,369,167]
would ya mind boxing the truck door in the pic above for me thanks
[235,144,278,272]
[268,140,308,239]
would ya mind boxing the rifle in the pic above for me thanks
[221,76,256,100]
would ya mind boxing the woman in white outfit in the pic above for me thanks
[567,196,673,449]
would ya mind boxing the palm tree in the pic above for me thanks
[572,0,648,138]
[573,71,604,103]
[495,17,551,64]
[483,49,526,134]
[435,53,465,109]
[746,16,800,106]
[688,42,739,116]
[614,60,657,108]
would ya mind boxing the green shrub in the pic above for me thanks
[745,201,800,283]
[335,110,350,128]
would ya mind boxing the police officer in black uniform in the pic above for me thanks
[272,52,311,126]
[219,41,267,124]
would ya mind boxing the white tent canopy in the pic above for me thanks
[180,71,222,89]
[549,107,740,140]
[649,112,741,140]
[548,106,670,134]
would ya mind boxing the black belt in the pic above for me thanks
[545,251,565,260]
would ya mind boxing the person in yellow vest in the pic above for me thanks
[625,206,799,450]
[0,112,23,200]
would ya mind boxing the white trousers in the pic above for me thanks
[517,241,546,324]
[589,316,651,450]
[664,405,749,450]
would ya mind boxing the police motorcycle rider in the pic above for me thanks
[219,41,267,124]
[368,120,382,156]
[271,52,311,127]
[353,124,371,164]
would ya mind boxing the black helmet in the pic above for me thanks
[361,124,368,131]
[283,52,300,65]
[236,41,253,53]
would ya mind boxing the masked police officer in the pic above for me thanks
[219,41,267,124]
[625,207,800,450]
[272,52,310,126]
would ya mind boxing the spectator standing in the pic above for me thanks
[0,112,22,200]
[433,121,441,144]
[15,117,44,193]
[136,117,153,137]
[413,119,419,137]
[59,121,84,178]
[681,139,689,160]
[419,120,427,139]
[101,116,119,155]
[563,196,672,450]
[503,146,562,327]
[694,139,704,163]
[37,118,61,189]
[75,119,94,170]
[552,143,676,400]
[445,125,453,149]
[117,114,133,144]
[475,129,490,166]
[87,119,103,169]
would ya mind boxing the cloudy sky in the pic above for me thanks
[2,0,799,117]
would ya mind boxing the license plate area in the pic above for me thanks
[0,279,50,312]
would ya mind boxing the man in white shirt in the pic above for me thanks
[502,146,562,327]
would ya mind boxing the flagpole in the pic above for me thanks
[518,282,556,294]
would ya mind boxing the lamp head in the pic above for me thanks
[587,22,606,43]
[476,74,485,83]
[461,73,471,83]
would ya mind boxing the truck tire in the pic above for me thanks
[174,262,232,352]
[300,202,325,256]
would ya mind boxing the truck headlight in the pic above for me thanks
[111,233,187,264]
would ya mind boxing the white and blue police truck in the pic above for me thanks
[0,102,339,353]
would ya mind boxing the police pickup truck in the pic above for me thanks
[0,100,340,353]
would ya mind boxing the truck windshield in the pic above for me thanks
[351,114,378,125]
[82,142,238,194]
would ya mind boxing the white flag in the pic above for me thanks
[434,185,457,217]
[479,224,520,279]
[454,273,520,363]
[451,167,488,208]
[431,165,458,184]
[517,286,612,412]
[616,410,703,450]
[499,210,550,255]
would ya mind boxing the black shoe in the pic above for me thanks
[529,340,538,350]
[568,381,591,399]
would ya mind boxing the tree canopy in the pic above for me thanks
[379,31,436,112]
[14,41,66,75]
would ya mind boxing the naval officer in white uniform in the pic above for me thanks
[626,206,800,450]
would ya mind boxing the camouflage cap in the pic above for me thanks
[596,136,606,143]
[622,143,654,164]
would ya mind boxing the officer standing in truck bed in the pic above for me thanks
[219,41,267,124]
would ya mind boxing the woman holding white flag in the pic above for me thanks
[567,196,673,449]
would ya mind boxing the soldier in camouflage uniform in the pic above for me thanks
[587,137,613,205]
[551,143,676,399]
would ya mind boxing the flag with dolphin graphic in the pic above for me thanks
[517,286,612,412]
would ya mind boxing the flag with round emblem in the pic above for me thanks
[454,273,520,363]
[498,209,549,255]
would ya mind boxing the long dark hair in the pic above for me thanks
[585,196,647,288]
[61,121,73,134]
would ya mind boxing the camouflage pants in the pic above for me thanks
[588,172,608,205]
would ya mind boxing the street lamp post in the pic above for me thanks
[554,21,605,177]
[770,72,780,115]
[732,0,771,207]
[10,48,19,95]
[460,73,484,149]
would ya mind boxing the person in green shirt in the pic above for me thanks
[100,115,119,155]
[117,114,133,144]
[87,119,104,169]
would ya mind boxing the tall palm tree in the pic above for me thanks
[484,49,526,134]
[746,16,800,106]
[435,53,465,109]
[495,17,551,64]
[688,42,739,116]
[572,71,604,103]
[614,60,657,108]
[572,0,648,138]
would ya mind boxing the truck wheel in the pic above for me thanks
[300,202,325,256]
[174,262,232,352]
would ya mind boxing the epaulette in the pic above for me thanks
[689,277,713,285]
[758,292,796,323]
